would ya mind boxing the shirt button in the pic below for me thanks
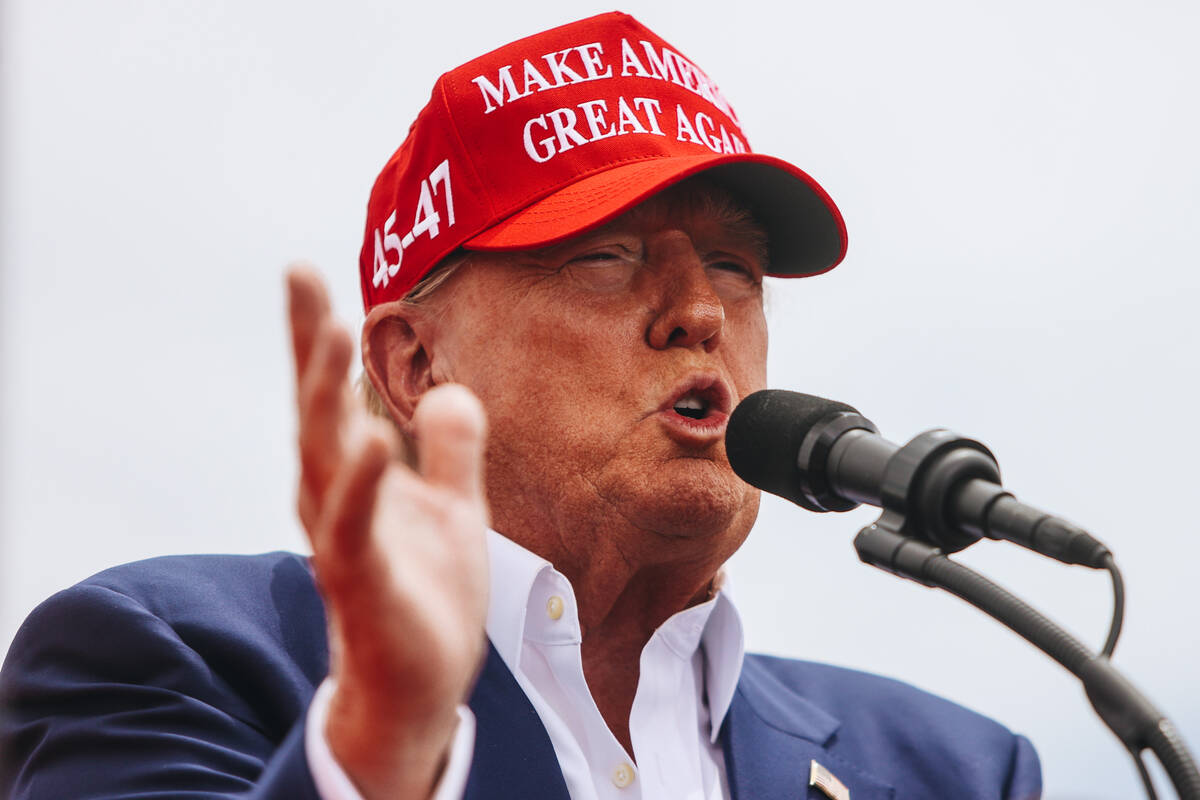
[546,595,564,620]
[611,762,635,788]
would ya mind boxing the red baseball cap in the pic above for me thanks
[359,11,847,310]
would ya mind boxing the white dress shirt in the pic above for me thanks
[306,530,746,800]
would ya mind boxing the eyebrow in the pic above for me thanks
[513,182,771,270]
[625,184,770,269]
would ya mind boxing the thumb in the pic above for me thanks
[412,384,488,500]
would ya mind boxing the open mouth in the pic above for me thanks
[673,391,712,420]
[663,378,731,425]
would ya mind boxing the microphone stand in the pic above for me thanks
[725,391,1200,795]
[855,515,1200,799]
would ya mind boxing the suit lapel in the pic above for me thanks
[722,657,895,800]
[460,643,898,800]
[464,642,571,800]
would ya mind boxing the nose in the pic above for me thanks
[645,231,725,352]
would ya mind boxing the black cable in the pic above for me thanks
[921,554,1199,799]
[856,527,1200,799]
[1101,554,1125,658]
[1129,744,1160,800]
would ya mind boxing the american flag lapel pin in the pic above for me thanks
[809,760,850,800]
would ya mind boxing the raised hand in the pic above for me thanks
[287,266,489,800]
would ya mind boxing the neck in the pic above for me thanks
[554,536,733,757]
[491,493,752,756]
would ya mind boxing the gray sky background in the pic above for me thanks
[3,2,1198,798]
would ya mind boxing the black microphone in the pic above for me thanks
[726,389,1110,568]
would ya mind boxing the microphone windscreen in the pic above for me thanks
[725,390,859,504]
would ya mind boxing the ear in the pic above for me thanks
[361,301,438,432]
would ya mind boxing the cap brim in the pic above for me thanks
[463,153,847,277]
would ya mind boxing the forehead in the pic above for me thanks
[605,178,762,234]
[414,177,771,301]
[524,177,770,262]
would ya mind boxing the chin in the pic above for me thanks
[600,458,757,540]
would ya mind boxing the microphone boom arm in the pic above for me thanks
[855,517,1200,799]
[725,390,1199,795]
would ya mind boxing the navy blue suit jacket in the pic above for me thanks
[1,552,1040,799]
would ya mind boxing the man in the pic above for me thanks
[0,12,1040,799]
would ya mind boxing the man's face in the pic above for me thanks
[424,180,769,565]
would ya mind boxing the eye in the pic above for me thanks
[570,251,627,266]
[702,253,763,302]
[562,247,641,291]
[709,260,751,276]
[706,258,760,286]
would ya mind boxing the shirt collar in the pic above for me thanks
[484,529,552,668]
[699,577,744,742]
[484,529,745,743]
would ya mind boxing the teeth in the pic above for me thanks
[673,391,709,419]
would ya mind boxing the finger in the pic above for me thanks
[315,422,392,565]
[287,265,333,387]
[412,384,487,500]
[298,319,355,495]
